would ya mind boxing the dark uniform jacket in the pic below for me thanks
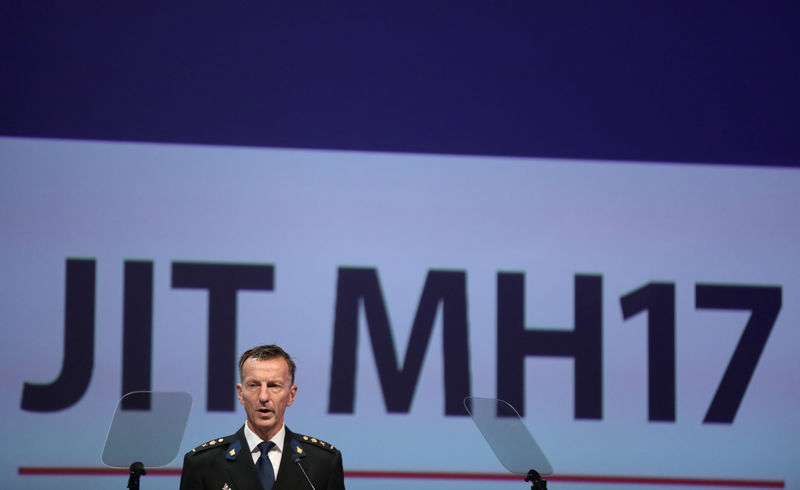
[179,425,345,490]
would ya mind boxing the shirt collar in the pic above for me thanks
[244,422,285,455]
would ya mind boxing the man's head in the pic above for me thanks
[236,345,298,441]
[238,344,297,384]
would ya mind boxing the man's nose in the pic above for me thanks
[258,386,270,402]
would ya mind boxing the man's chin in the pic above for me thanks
[249,415,280,436]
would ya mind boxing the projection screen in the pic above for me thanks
[1,136,798,489]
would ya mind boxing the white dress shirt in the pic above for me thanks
[243,422,285,479]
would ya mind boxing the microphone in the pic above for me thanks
[293,454,316,490]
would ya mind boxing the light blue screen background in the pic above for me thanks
[1,137,798,489]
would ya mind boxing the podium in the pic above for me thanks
[465,397,553,489]
[102,391,192,489]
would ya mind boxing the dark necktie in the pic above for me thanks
[256,441,276,490]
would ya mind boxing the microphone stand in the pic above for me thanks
[294,455,317,490]
[127,461,146,489]
[525,469,547,489]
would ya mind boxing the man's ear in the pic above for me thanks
[287,385,297,406]
[236,383,244,404]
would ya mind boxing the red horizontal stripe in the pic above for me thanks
[345,471,784,487]
[19,467,179,476]
[18,467,784,488]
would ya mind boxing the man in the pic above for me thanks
[180,345,345,490]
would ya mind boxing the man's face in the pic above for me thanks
[237,357,297,441]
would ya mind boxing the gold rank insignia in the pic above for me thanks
[192,435,235,455]
[298,434,336,452]
[229,448,236,457]
[222,483,231,490]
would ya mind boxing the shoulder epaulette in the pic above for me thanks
[297,434,338,452]
[190,435,234,454]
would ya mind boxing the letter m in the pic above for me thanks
[328,267,471,415]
